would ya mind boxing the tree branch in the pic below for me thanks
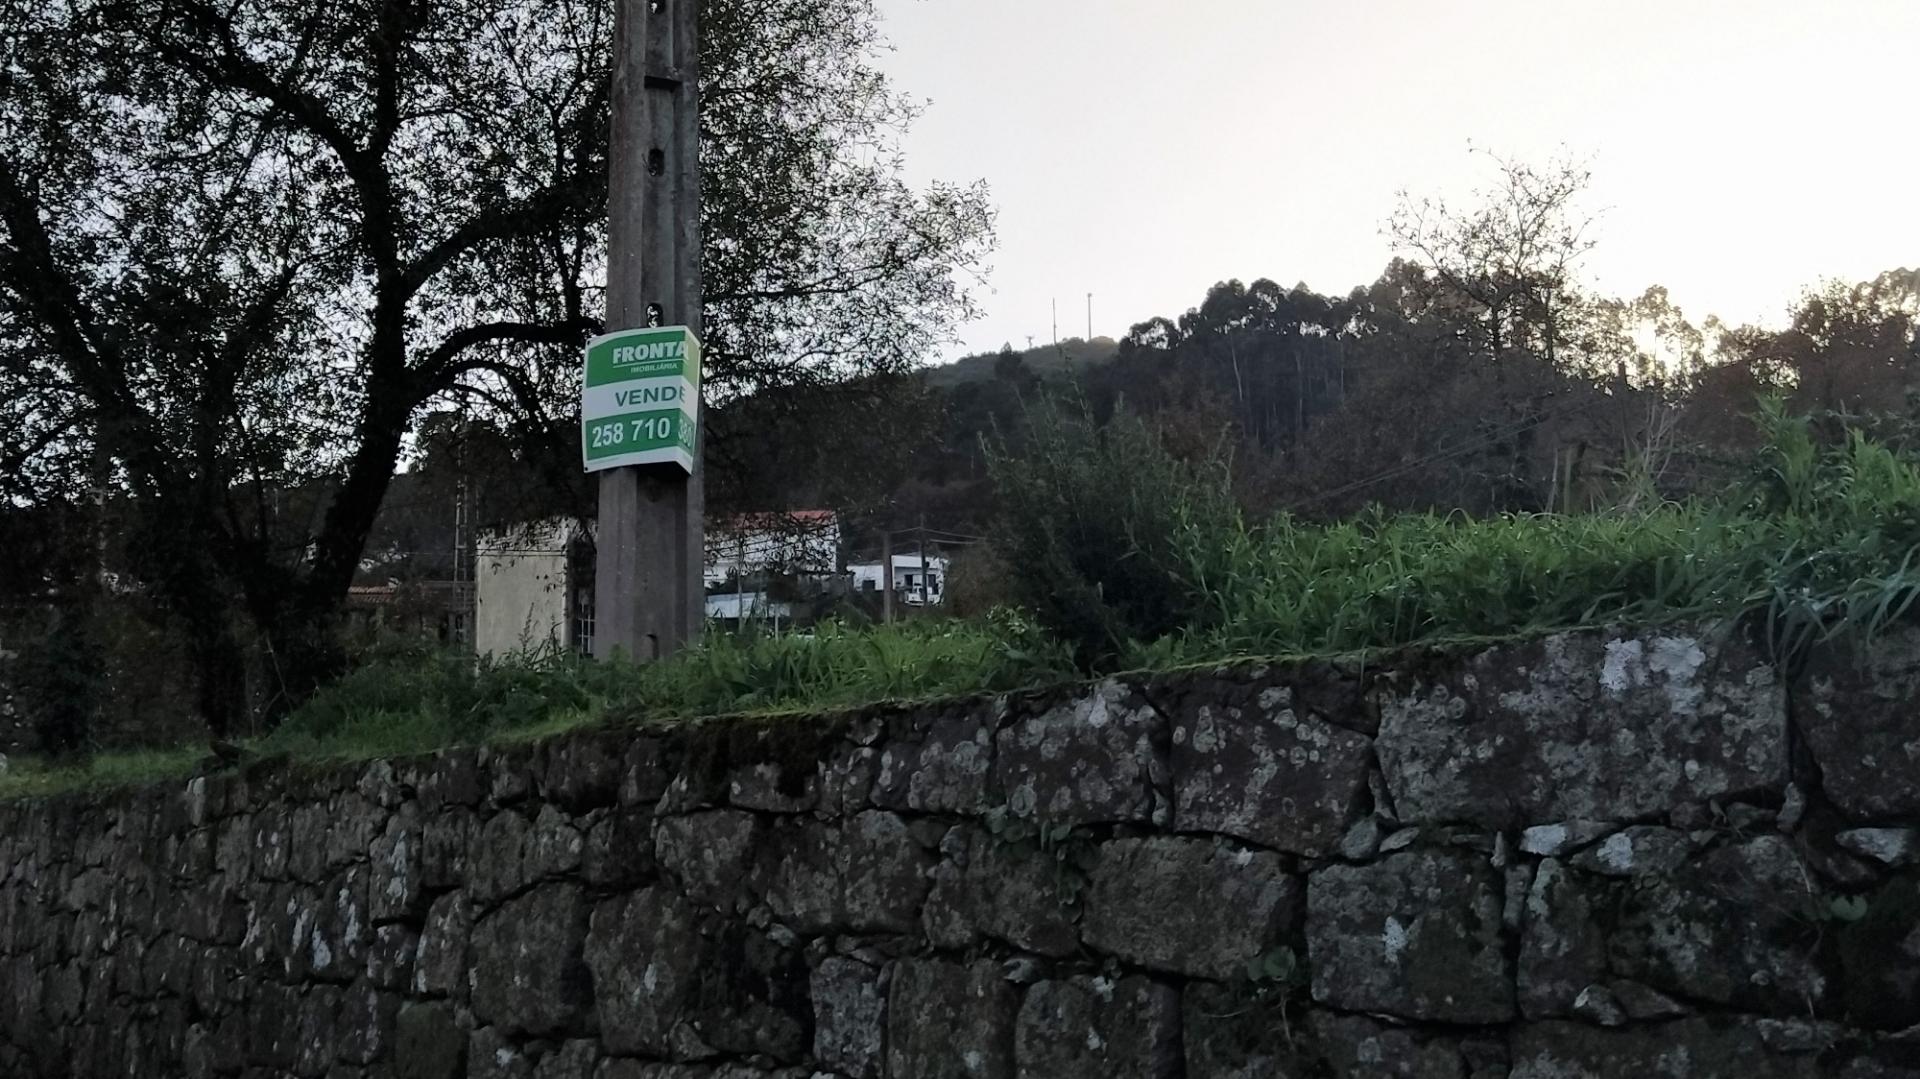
[437,355,552,422]
[399,181,596,302]
[368,3,406,158]
[154,0,401,277]
[708,262,900,305]
[0,166,152,440]
[418,317,600,397]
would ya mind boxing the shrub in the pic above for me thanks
[943,543,1016,618]
[986,394,1240,666]
[9,606,103,759]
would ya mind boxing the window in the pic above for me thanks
[568,539,596,657]
[573,585,595,658]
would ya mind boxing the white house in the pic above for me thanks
[848,552,950,606]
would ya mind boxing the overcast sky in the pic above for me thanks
[871,0,1920,361]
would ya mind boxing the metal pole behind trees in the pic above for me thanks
[881,529,894,624]
[597,0,703,661]
[917,516,928,610]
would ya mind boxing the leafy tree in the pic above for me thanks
[705,375,938,514]
[1780,270,1920,415]
[0,0,992,731]
[1682,270,1919,458]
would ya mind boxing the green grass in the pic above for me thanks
[7,403,1920,802]
[0,747,207,800]
[1143,506,1751,664]
[995,395,1920,669]
[255,610,1073,763]
[1162,409,1920,665]
[0,614,1075,800]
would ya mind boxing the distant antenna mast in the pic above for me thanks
[1051,298,1058,346]
[1086,293,1093,340]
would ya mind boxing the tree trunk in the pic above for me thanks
[267,320,419,714]
[183,602,249,739]
[128,481,252,738]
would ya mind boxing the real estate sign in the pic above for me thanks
[581,326,700,473]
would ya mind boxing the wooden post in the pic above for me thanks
[597,0,703,660]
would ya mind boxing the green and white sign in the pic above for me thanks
[581,326,700,474]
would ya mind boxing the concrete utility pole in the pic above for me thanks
[597,0,703,660]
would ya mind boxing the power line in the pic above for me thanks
[911,528,986,543]
[872,526,985,543]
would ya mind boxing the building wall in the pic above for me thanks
[703,591,795,624]
[474,522,576,659]
[6,622,1920,1076]
[849,554,950,603]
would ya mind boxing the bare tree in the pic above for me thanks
[1387,147,1600,368]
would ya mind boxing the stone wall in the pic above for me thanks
[3,622,1920,1078]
